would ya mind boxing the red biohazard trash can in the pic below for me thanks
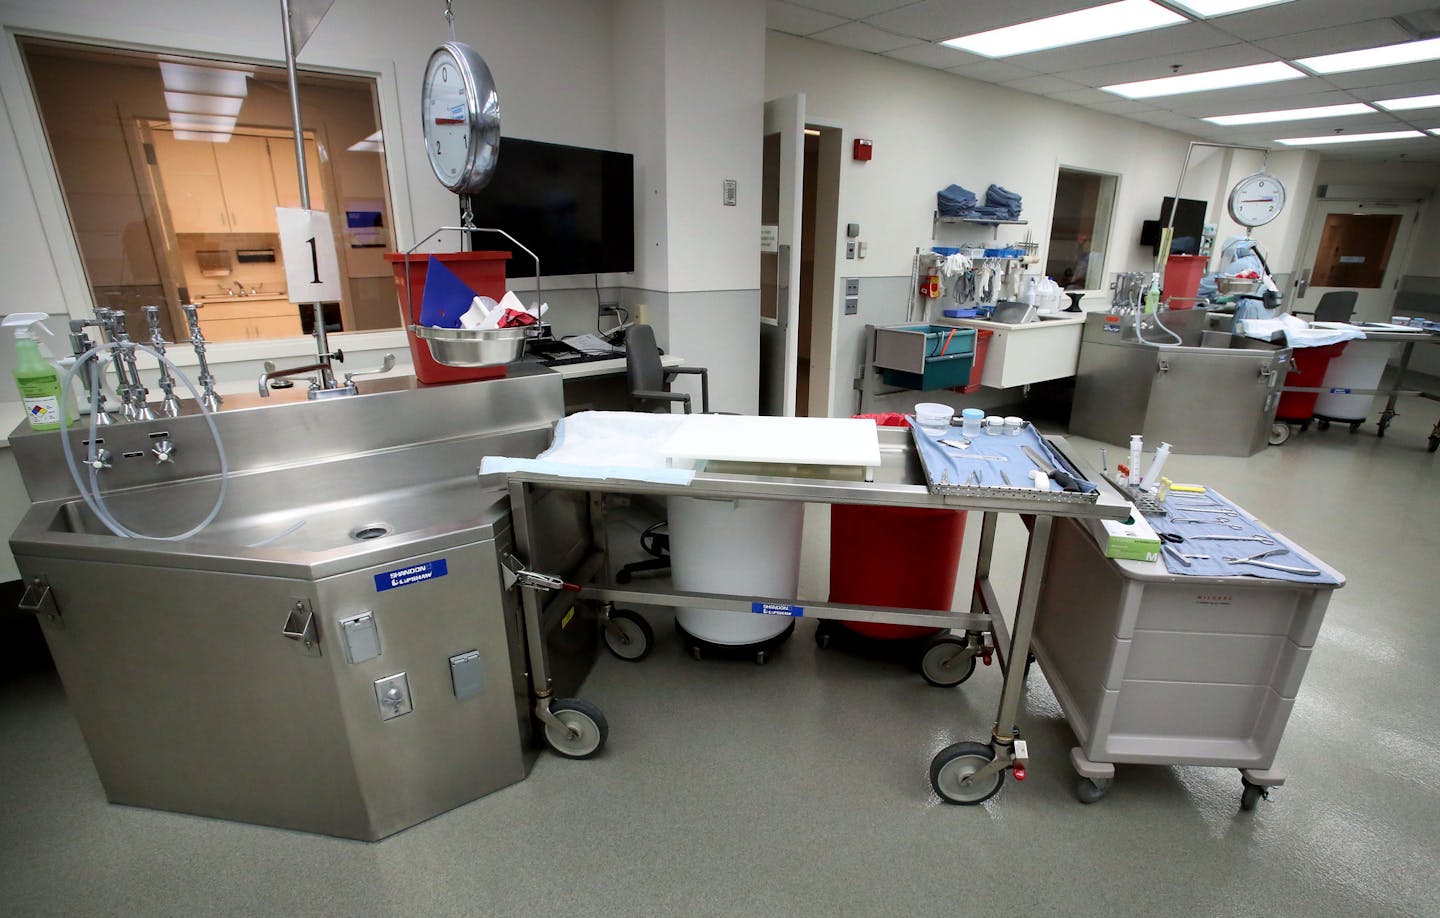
[821,413,975,686]
[1276,342,1348,425]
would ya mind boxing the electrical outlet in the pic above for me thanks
[846,241,856,260]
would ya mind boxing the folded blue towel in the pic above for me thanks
[937,184,978,217]
[984,184,1022,219]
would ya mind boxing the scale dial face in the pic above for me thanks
[1228,173,1286,228]
[421,42,500,194]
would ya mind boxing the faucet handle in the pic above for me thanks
[151,439,175,464]
[343,353,396,388]
[88,448,113,471]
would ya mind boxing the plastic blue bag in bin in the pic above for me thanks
[417,255,479,328]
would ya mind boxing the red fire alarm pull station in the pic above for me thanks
[853,138,873,161]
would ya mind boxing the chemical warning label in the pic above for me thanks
[375,559,448,592]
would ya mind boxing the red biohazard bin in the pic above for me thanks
[829,413,966,640]
[1276,342,1348,423]
[953,329,993,394]
[385,250,512,385]
[1162,255,1206,307]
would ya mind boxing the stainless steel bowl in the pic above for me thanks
[410,325,533,367]
[1215,276,1262,296]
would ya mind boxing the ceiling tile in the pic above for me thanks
[947,59,1038,83]
[808,21,921,53]
[1018,22,1234,75]
[1058,43,1275,88]
[1213,0,1430,41]
[1252,18,1412,59]
[1048,86,1115,104]
[784,0,918,19]
[1164,86,1358,117]
[883,42,986,70]
[1003,74,1086,94]
[767,1,848,36]
[866,0,1096,43]
[1352,79,1440,102]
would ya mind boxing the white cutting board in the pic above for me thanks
[661,415,881,469]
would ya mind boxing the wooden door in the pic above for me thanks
[150,131,228,234]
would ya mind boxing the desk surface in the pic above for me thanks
[546,354,682,381]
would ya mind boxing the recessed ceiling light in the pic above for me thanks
[1103,61,1303,99]
[1169,0,1295,15]
[941,0,1184,58]
[172,130,233,143]
[159,62,250,97]
[1375,93,1440,111]
[168,113,238,132]
[1298,36,1440,75]
[163,92,244,117]
[1204,103,1374,125]
[1275,130,1425,146]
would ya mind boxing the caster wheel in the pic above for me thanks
[690,645,703,661]
[544,699,608,759]
[1430,437,1439,454]
[930,741,1004,805]
[1268,423,1291,446]
[603,609,653,662]
[1240,779,1268,811]
[814,621,834,650]
[1299,419,1312,433]
[1316,419,1330,431]
[1349,421,1362,434]
[755,650,768,665]
[918,634,976,688]
[1075,777,1112,804]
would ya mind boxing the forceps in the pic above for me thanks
[1169,516,1243,530]
[1223,548,1322,576]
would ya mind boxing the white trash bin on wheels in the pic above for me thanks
[669,496,804,663]
[1314,339,1397,433]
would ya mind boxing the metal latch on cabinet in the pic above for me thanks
[1156,357,1170,374]
[18,575,60,625]
[500,552,581,593]
[282,599,321,656]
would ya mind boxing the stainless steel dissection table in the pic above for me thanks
[498,428,1132,806]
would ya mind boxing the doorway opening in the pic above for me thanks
[799,124,841,417]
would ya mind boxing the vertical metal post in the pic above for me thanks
[992,514,1052,740]
[280,0,336,391]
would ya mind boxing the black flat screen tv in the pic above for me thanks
[1140,196,1207,256]
[462,137,635,277]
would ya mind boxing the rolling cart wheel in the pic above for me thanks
[1349,421,1362,434]
[814,621,835,650]
[603,609,653,662]
[1299,419,1312,433]
[755,650,769,665]
[1316,419,1330,431]
[1075,777,1112,805]
[1240,779,1268,812]
[1429,436,1439,454]
[1268,423,1291,446]
[930,741,1004,805]
[690,645,703,661]
[544,699,608,760]
[918,634,976,688]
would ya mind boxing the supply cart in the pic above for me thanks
[1032,487,1344,810]
[492,423,1131,805]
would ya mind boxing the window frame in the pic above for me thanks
[1046,163,1121,295]
[0,14,415,365]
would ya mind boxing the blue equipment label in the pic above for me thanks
[751,602,803,617]
[1329,387,1352,394]
[375,559,448,592]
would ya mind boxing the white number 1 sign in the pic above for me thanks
[276,208,342,304]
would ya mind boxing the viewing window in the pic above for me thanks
[19,38,396,343]
[1046,167,1117,291]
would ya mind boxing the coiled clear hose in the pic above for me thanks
[58,343,229,541]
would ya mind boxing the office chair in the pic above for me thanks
[1314,290,1358,324]
[625,324,711,413]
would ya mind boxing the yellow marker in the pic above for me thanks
[561,606,575,629]
[1170,483,1206,493]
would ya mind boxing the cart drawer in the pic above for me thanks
[875,324,975,373]
[880,352,976,390]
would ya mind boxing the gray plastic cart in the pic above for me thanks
[1031,515,1344,810]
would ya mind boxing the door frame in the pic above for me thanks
[760,93,805,417]
[1293,198,1421,322]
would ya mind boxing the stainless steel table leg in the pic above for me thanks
[992,514,1051,744]
[1378,341,1415,437]
[507,479,567,732]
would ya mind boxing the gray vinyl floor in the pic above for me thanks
[2,393,1437,917]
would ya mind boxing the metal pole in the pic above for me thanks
[1166,141,1273,252]
[280,0,336,390]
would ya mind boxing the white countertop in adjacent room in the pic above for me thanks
[936,313,1087,333]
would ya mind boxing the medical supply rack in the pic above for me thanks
[497,429,1131,806]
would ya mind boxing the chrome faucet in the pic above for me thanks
[143,306,182,418]
[68,318,114,426]
[182,304,222,412]
[258,360,331,396]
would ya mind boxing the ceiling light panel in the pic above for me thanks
[163,92,243,116]
[1103,61,1302,98]
[159,62,250,96]
[1376,93,1440,111]
[942,0,1184,59]
[169,113,238,132]
[1204,103,1374,125]
[1275,130,1424,146]
[1169,0,1295,15]
[1298,36,1440,75]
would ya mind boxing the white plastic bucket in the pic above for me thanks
[1315,339,1396,422]
[913,402,952,434]
[669,496,803,646]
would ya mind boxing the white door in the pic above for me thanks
[1294,200,1418,323]
[759,94,804,417]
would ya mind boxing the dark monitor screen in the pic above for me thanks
[463,137,635,277]
[1140,197,1207,255]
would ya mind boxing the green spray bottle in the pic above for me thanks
[3,312,70,431]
